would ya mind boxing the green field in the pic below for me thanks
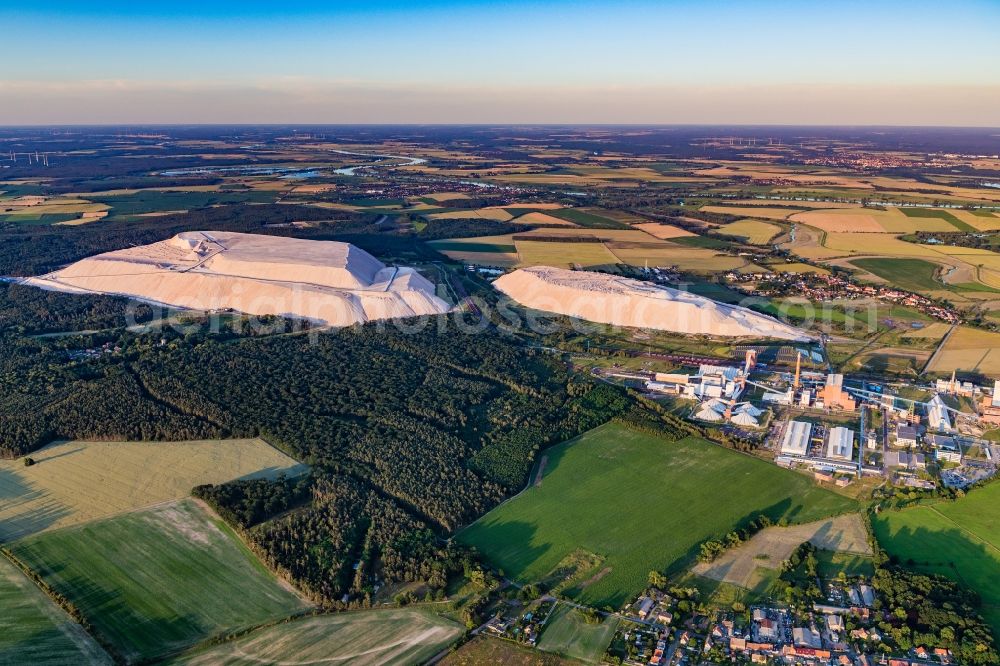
[0,555,111,665]
[428,240,517,253]
[901,207,976,232]
[549,208,630,229]
[169,609,463,666]
[873,481,1000,638]
[94,191,275,217]
[458,424,857,608]
[852,257,943,293]
[10,499,309,663]
[536,603,619,662]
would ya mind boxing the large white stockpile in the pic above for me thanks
[23,231,452,326]
[493,266,811,341]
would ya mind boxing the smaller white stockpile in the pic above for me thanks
[493,265,811,340]
[22,231,452,326]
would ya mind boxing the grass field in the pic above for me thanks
[873,481,1000,638]
[549,208,630,229]
[716,219,782,244]
[0,555,111,665]
[441,635,576,665]
[458,424,858,608]
[536,603,619,662]
[0,438,307,542]
[927,325,1000,376]
[10,499,310,663]
[93,191,275,217]
[852,257,943,292]
[169,609,463,666]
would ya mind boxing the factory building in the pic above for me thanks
[826,427,855,461]
[817,374,856,411]
[926,394,953,432]
[781,420,813,456]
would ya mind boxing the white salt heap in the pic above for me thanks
[493,266,811,340]
[23,231,451,326]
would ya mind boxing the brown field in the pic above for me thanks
[512,211,576,226]
[691,514,870,589]
[633,222,696,239]
[927,325,1000,376]
[700,205,803,221]
[0,439,307,542]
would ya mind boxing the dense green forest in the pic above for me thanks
[0,283,638,605]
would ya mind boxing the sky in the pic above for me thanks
[3,0,1000,125]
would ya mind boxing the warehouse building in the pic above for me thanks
[826,427,855,461]
[781,420,813,456]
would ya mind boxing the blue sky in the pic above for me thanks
[3,0,1000,124]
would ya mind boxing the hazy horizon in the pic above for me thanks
[4,0,1000,125]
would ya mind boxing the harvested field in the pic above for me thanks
[789,210,885,233]
[513,211,577,226]
[515,240,619,268]
[700,205,803,221]
[927,325,1000,376]
[901,322,952,339]
[607,245,750,272]
[954,209,1000,232]
[823,233,942,256]
[716,219,782,244]
[0,555,111,665]
[426,207,514,221]
[0,438,306,542]
[691,514,870,589]
[633,222,695,239]
[169,609,463,666]
[11,499,310,664]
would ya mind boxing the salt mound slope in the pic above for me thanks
[24,231,451,326]
[493,266,811,340]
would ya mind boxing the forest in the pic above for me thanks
[0,282,642,605]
